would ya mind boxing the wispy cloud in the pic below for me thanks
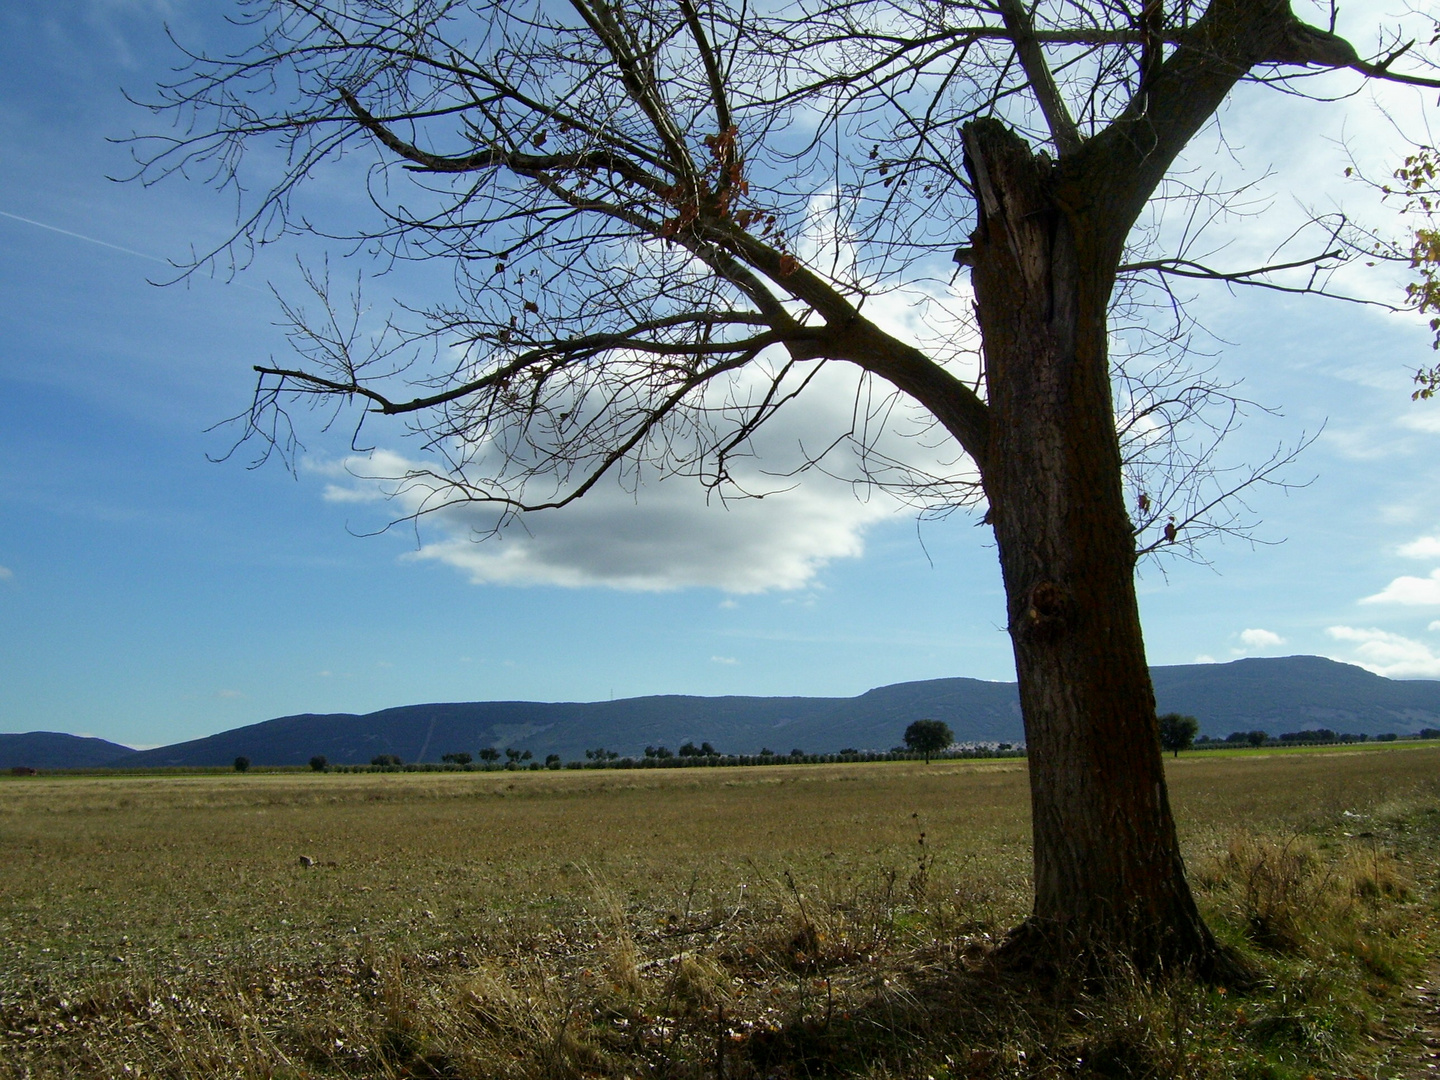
[709,655,738,665]
[1326,625,1440,678]
[0,566,12,581]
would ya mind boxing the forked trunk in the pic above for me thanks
[964,120,1225,976]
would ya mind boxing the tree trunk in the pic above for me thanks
[964,120,1226,977]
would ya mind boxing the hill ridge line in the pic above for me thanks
[5,655,1438,770]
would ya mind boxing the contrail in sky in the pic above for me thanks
[0,208,269,294]
[0,208,172,265]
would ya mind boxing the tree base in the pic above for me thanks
[989,917,1260,991]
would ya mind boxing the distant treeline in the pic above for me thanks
[324,745,1027,773]
[1197,728,1440,748]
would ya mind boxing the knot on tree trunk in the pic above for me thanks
[1021,580,1070,643]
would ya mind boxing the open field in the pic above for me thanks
[2,746,1438,1078]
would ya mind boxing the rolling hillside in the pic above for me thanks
[0,732,139,771]
[84,655,1440,768]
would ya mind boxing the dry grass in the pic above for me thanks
[1,746,1437,1078]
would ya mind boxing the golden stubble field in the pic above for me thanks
[2,746,1438,1079]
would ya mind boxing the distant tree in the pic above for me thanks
[544,753,561,768]
[678,741,702,757]
[520,749,533,760]
[1376,732,1398,742]
[478,747,501,763]
[789,748,805,758]
[700,742,717,756]
[441,752,473,765]
[371,754,402,766]
[1247,731,1267,748]
[1157,714,1199,758]
[308,755,328,772]
[233,756,250,773]
[1279,729,1336,744]
[904,719,955,764]
[758,747,774,757]
[1421,729,1440,740]
[504,748,522,763]
[839,748,860,757]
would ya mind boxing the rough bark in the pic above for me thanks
[963,119,1226,977]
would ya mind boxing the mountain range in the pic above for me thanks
[4,655,1438,770]
[0,731,142,770]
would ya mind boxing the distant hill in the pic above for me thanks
[98,655,1440,769]
[114,678,1024,769]
[1152,655,1440,737]
[0,732,138,771]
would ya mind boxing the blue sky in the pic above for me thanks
[2,1,1440,749]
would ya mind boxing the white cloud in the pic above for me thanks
[1326,625,1440,678]
[1361,568,1440,606]
[401,475,892,592]
[1398,536,1440,559]
[320,480,385,505]
[710,655,738,665]
[1239,628,1286,649]
[1193,654,1216,664]
[0,565,12,581]
[1431,620,1440,632]
[308,344,945,594]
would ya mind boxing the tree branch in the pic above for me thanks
[996,0,1082,156]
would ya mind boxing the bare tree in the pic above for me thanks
[131,0,1439,977]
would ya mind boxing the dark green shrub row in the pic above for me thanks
[324,746,1026,774]
[1196,729,1438,748]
